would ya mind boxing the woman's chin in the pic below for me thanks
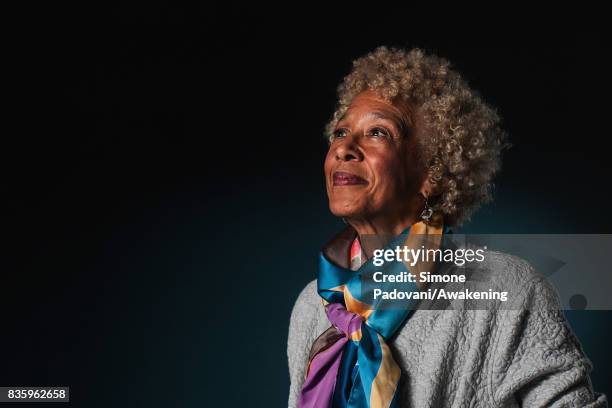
[328,204,366,220]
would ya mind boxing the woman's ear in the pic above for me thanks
[419,177,440,199]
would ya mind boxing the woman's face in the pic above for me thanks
[324,90,425,221]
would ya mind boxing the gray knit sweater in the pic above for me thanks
[287,247,607,407]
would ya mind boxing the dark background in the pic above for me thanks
[3,7,611,407]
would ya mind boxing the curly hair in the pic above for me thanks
[325,46,510,226]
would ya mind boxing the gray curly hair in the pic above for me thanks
[325,46,510,226]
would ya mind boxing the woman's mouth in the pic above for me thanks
[333,171,368,186]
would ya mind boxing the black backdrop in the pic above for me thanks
[3,8,611,407]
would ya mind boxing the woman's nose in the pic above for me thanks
[335,136,363,161]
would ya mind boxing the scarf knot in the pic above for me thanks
[326,303,364,342]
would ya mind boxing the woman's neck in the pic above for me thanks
[347,211,420,259]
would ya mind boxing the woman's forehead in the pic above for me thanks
[340,90,413,128]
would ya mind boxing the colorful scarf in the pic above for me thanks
[299,216,444,408]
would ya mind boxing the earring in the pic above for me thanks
[420,196,433,223]
[342,217,348,224]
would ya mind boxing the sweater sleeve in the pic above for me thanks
[490,274,608,407]
[287,279,321,408]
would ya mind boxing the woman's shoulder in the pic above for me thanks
[471,247,561,309]
[288,279,320,330]
[287,279,327,376]
[480,248,540,282]
[291,279,320,313]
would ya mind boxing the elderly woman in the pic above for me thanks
[287,47,607,408]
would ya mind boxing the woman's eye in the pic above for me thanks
[333,128,348,139]
[369,127,389,138]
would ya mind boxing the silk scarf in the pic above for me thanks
[299,215,445,408]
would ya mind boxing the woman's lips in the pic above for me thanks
[333,171,368,186]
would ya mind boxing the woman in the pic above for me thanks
[287,47,607,407]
